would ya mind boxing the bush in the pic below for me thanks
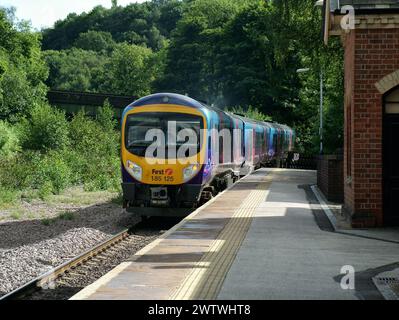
[0,120,20,159]
[27,151,72,194]
[0,187,18,208]
[97,100,117,132]
[0,151,33,190]
[21,103,69,151]
[69,110,120,191]
[1,102,121,206]
[225,106,272,122]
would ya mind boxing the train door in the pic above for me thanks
[245,123,254,165]
[233,118,245,166]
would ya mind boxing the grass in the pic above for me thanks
[10,210,23,220]
[1,185,120,223]
[41,211,75,226]
[41,218,52,226]
[111,192,124,205]
[58,211,75,221]
[46,186,118,206]
[0,187,19,209]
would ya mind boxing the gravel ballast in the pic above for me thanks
[0,201,141,296]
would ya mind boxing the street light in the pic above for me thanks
[296,68,324,155]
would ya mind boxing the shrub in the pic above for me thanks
[0,120,20,159]
[225,106,272,122]
[97,100,117,132]
[27,151,72,195]
[69,110,120,191]
[0,102,121,206]
[21,103,69,151]
[0,187,18,208]
[0,152,33,190]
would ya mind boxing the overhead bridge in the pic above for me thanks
[47,90,137,119]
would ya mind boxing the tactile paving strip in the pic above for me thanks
[169,180,271,300]
[372,277,399,300]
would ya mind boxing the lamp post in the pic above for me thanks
[297,68,324,155]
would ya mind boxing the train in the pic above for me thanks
[121,93,295,216]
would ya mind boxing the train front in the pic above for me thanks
[121,93,208,216]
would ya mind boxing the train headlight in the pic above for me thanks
[183,164,200,182]
[126,160,142,180]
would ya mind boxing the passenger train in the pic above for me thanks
[121,93,295,216]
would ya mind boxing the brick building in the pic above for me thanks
[323,0,399,227]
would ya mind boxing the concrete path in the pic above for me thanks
[218,169,399,300]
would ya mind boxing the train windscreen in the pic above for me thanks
[125,112,204,158]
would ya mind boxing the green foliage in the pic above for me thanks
[158,0,240,102]
[29,151,72,194]
[0,103,120,206]
[68,109,120,190]
[0,187,18,208]
[97,100,118,132]
[58,211,75,221]
[100,43,156,96]
[41,1,183,51]
[73,31,116,53]
[0,8,48,122]
[271,0,344,153]
[0,120,20,158]
[0,8,122,208]
[21,103,69,151]
[41,218,52,226]
[43,49,107,92]
[225,106,272,122]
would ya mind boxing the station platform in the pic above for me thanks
[71,169,399,300]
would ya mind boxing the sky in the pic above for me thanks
[0,0,146,29]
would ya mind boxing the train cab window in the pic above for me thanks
[125,112,204,158]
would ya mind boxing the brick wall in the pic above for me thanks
[317,155,344,203]
[343,28,399,227]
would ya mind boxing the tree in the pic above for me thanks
[99,43,156,96]
[268,0,344,153]
[41,0,183,51]
[74,31,116,53]
[43,48,107,92]
[219,2,300,119]
[157,0,240,102]
[0,8,48,122]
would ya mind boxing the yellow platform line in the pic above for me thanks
[170,180,271,300]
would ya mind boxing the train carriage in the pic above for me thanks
[121,93,294,217]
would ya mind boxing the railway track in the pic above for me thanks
[0,228,132,301]
[0,216,183,301]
